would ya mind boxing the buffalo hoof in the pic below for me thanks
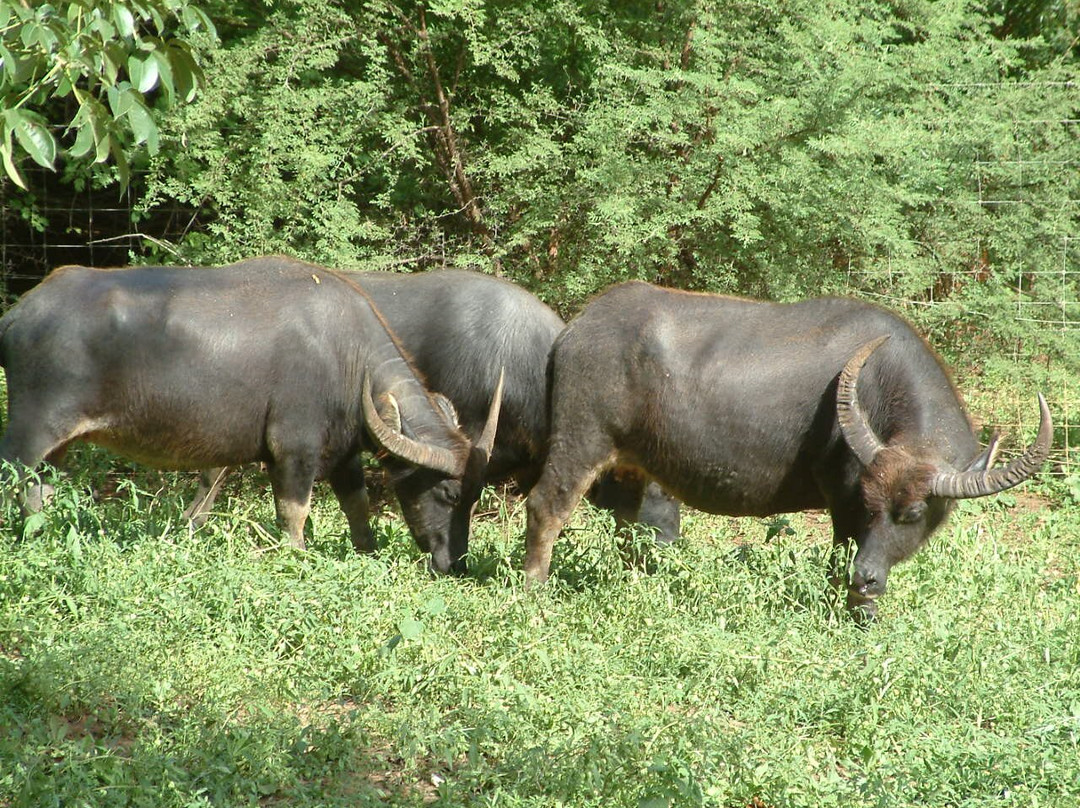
[446,557,469,577]
[350,529,377,555]
[522,563,550,586]
[184,511,211,531]
[21,483,55,514]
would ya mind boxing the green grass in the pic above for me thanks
[1,458,1079,807]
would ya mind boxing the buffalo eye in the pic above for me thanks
[894,501,927,524]
[439,482,461,505]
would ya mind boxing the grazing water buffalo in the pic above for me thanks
[0,257,502,571]
[186,269,680,556]
[524,281,1052,618]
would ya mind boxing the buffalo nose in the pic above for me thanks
[427,547,467,576]
[427,547,452,575]
[850,568,885,598]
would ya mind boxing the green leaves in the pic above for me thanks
[0,0,216,189]
[1,107,56,189]
[128,51,159,94]
[2,463,1079,807]
[134,0,1077,348]
[5,108,55,168]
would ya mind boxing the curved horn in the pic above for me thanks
[362,377,465,477]
[929,393,1052,499]
[836,335,891,466]
[476,368,505,460]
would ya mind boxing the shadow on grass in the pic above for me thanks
[0,643,445,808]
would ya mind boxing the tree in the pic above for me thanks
[142,0,1078,346]
[0,0,216,189]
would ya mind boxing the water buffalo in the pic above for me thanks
[0,256,502,570]
[185,269,681,555]
[523,281,1052,618]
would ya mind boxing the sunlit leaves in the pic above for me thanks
[128,51,159,94]
[137,0,1076,333]
[0,0,217,189]
[5,107,55,168]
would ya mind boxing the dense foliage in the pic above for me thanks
[2,0,1077,367]
[0,0,217,189]
[133,0,1077,327]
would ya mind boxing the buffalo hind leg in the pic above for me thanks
[0,424,73,514]
[328,455,375,554]
[601,469,653,571]
[587,470,645,528]
[267,456,317,550]
[638,482,680,545]
[611,473,647,535]
[183,467,232,529]
[590,472,680,545]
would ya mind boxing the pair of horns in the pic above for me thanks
[362,370,505,477]
[837,336,1052,499]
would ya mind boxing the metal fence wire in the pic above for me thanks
[0,166,197,299]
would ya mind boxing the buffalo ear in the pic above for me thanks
[377,393,403,434]
[964,433,1001,473]
[362,377,465,476]
[431,393,459,426]
[929,393,1051,500]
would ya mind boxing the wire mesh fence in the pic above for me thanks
[841,84,1079,476]
[0,167,196,299]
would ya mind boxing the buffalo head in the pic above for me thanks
[363,370,504,573]
[836,336,1052,619]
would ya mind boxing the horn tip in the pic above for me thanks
[853,334,891,364]
[1036,392,1053,434]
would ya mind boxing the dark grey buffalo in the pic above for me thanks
[186,269,680,554]
[524,281,1051,618]
[0,257,502,571]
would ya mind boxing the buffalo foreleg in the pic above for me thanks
[267,456,317,550]
[328,455,375,554]
[827,512,877,623]
[524,456,609,582]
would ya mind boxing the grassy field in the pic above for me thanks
[1,449,1078,808]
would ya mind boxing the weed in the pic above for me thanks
[1,446,1078,806]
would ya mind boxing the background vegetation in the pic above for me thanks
[3,2,1077,314]
[5,1,1079,429]
[0,0,216,190]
